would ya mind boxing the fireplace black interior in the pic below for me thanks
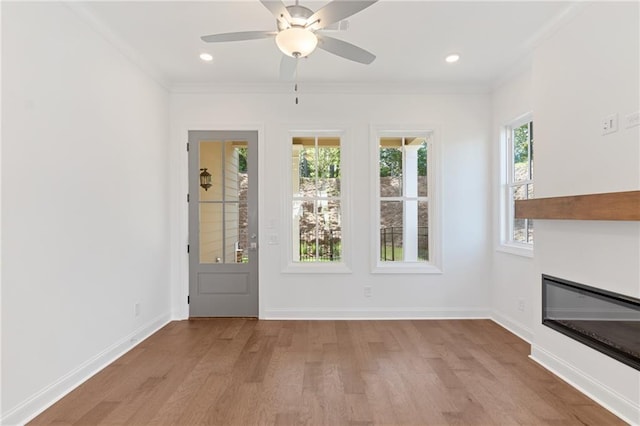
[542,274,640,371]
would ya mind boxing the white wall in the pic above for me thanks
[1,3,172,424]
[528,3,639,423]
[490,68,536,341]
[170,90,492,319]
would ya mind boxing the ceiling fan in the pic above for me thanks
[201,0,378,79]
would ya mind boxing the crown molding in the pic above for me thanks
[170,81,491,95]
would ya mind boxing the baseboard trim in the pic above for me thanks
[530,344,640,426]
[1,313,172,426]
[490,311,533,343]
[262,307,490,320]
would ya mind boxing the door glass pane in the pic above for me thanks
[225,141,246,201]
[200,203,223,263]
[223,202,239,263]
[237,202,249,263]
[199,141,223,202]
[380,201,403,262]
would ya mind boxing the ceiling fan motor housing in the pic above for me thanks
[277,5,314,31]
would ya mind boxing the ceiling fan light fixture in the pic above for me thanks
[276,27,318,58]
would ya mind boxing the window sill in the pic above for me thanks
[282,262,352,274]
[496,243,534,258]
[371,263,443,274]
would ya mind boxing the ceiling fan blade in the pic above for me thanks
[201,31,276,43]
[306,0,377,31]
[260,0,292,25]
[316,34,376,64]
[279,55,298,81]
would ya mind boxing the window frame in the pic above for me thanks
[282,128,351,273]
[371,126,442,274]
[498,114,534,257]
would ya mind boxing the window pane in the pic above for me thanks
[417,141,428,197]
[293,141,317,196]
[380,147,403,197]
[292,144,303,195]
[526,182,534,243]
[380,201,403,262]
[294,201,315,262]
[200,203,223,263]
[317,146,341,196]
[512,184,527,243]
[529,122,534,178]
[418,201,429,261]
[513,123,530,182]
[513,218,527,243]
[293,200,342,262]
[317,200,341,262]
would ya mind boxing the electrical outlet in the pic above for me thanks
[364,286,372,298]
[134,302,140,317]
[517,299,525,312]
[602,114,618,135]
[625,111,639,129]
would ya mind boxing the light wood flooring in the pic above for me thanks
[29,319,625,425]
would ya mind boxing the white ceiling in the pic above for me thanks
[76,1,576,90]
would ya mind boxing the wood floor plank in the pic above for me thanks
[29,319,627,426]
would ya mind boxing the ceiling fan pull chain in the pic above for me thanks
[294,58,299,105]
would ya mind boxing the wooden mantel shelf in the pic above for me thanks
[515,190,640,221]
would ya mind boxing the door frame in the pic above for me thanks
[174,124,265,319]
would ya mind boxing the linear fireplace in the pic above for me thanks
[542,274,640,371]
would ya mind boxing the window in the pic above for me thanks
[291,135,343,264]
[504,117,534,249]
[373,130,441,273]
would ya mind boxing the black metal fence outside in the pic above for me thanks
[380,226,428,261]
[299,229,341,262]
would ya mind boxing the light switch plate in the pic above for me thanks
[602,113,618,135]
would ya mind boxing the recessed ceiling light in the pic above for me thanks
[445,54,460,63]
[200,53,213,62]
